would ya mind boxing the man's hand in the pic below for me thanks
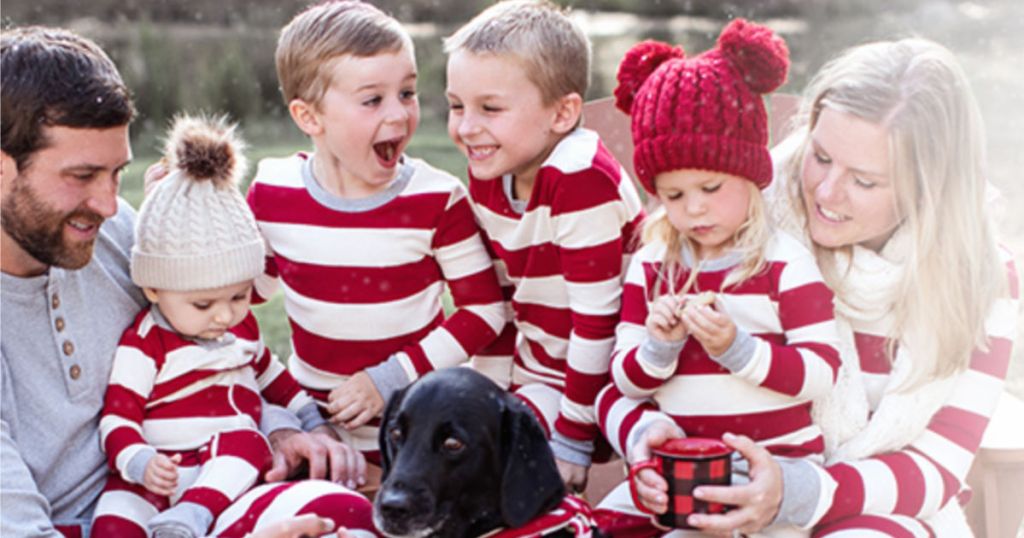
[265,428,366,489]
[143,453,180,497]
[555,457,589,494]
[327,372,385,430]
[249,514,366,538]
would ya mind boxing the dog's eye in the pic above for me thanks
[389,427,403,443]
[442,437,464,453]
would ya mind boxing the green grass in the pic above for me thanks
[122,117,464,361]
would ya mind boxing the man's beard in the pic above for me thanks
[1,177,105,270]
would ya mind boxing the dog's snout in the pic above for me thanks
[377,485,415,521]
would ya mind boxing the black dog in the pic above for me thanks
[373,368,567,537]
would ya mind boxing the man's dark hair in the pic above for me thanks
[1,26,135,170]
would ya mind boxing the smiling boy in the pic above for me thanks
[246,0,506,465]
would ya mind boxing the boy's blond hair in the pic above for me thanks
[276,0,411,108]
[443,0,590,105]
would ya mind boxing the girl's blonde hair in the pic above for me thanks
[780,38,1005,386]
[644,181,771,299]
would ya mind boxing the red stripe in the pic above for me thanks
[854,332,892,374]
[272,255,443,305]
[431,196,481,248]
[293,492,378,535]
[878,452,926,516]
[492,241,563,278]
[619,284,649,325]
[821,463,866,524]
[620,348,670,390]
[214,483,292,536]
[447,268,505,307]
[438,308,501,358]
[290,313,441,375]
[967,336,1012,379]
[559,241,627,284]
[475,322,517,357]
[760,344,807,396]
[673,402,816,446]
[571,310,619,340]
[180,486,233,520]
[521,339,566,374]
[815,514,918,538]
[927,405,989,453]
[147,385,261,423]
[261,370,304,408]
[778,282,834,329]
[251,182,450,229]
[513,302,572,339]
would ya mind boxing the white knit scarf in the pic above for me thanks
[812,228,957,464]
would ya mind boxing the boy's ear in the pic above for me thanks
[1,150,17,186]
[142,288,160,303]
[288,99,324,137]
[550,92,583,135]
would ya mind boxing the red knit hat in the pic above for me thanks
[614,19,789,194]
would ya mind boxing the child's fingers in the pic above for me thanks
[344,407,376,430]
[169,453,182,465]
[331,401,365,426]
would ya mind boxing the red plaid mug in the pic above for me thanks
[628,437,733,529]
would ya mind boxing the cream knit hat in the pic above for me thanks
[131,115,265,291]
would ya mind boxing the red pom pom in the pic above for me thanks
[613,40,685,114]
[717,18,789,94]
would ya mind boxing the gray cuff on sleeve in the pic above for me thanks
[124,447,157,484]
[709,329,756,372]
[296,402,327,432]
[639,337,686,369]
[365,354,412,407]
[260,402,301,436]
[773,458,822,528]
[550,431,594,468]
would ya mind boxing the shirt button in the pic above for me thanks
[51,293,60,309]
[62,341,74,356]
[69,364,81,380]
[55,317,65,332]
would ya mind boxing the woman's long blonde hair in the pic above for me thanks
[643,181,771,299]
[780,38,1006,385]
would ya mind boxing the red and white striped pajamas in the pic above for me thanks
[467,128,645,463]
[806,255,1019,536]
[92,309,314,536]
[247,155,505,461]
[594,232,841,532]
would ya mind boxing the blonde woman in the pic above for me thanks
[627,38,1020,536]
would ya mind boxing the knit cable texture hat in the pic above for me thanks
[131,115,265,291]
[614,18,789,194]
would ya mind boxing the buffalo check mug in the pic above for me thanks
[628,437,733,529]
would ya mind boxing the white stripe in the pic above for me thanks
[516,383,561,432]
[852,458,899,514]
[254,266,281,300]
[192,455,261,499]
[654,374,807,416]
[259,222,433,267]
[113,443,148,479]
[611,351,656,399]
[331,422,379,453]
[512,361,565,389]
[157,338,260,385]
[515,320,568,361]
[551,201,633,249]
[559,398,594,426]
[757,424,825,452]
[544,128,599,175]
[142,415,257,450]
[635,343,678,382]
[565,333,614,375]
[717,293,782,334]
[796,345,840,399]
[435,234,495,280]
[252,156,305,188]
[417,327,467,370]
[946,368,1003,415]
[108,346,157,398]
[786,319,840,346]
[283,279,444,340]
[984,296,1019,339]
[511,275,569,309]
[911,428,975,480]
[735,338,773,386]
[93,489,158,527]
[772,238,824,293]
[100,414,144,447]
[463,302,507,335]
[565,278,624,316]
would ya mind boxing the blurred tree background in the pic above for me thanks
[5,0,1023,397]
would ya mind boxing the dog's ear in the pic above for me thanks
[378,385,408,478]
[499,395,565,528]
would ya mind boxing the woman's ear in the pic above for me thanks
[550,92,584,135]
[288,99,324,137]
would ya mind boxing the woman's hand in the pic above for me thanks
[645,295,688,343]
[687,433,783,535]
[628,420,685,514]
